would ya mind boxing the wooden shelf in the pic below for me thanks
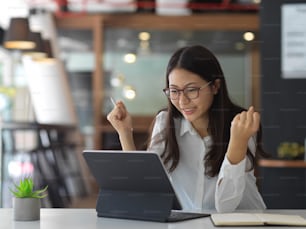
[56,13,259,30]
[103,13,258,30]
[258,159,306,168]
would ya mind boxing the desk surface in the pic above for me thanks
[1,208,306,229]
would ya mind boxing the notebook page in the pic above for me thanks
[211,213,263,226]
[256,213,306,226]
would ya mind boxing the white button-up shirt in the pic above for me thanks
[148,111,266,212]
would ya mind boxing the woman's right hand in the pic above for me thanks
[107,100,133,135]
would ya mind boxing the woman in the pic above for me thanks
[107,45,267,213]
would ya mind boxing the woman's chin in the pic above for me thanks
[182,113,196,122]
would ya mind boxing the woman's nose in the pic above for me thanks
[178,92,190,105]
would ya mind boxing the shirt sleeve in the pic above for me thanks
[147,111,167,156]
[215,136,256,213]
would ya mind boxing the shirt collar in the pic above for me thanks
[179,118,198,136]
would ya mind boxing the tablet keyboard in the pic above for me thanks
[166,211,210,222]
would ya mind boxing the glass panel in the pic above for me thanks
[57,29,94,135]
[103,28,256,116]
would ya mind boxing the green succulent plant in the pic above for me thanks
[10,177,48,199]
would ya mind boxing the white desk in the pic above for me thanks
[1,208,306,229]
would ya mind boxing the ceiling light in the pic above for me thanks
[123,85,136,100]
[138,32,150,41]
[23,31,47,59]
[110,73,125,87]
[123,53,136,63]
[4,18,36,50]
[243,32,255,42]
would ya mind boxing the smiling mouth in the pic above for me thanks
[181,108,195,114]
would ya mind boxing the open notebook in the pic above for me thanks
[211,213,306,226]
[83,150,210,222]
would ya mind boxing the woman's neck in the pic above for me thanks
[191,116,209,138]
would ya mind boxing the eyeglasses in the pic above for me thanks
[163,81,212,100]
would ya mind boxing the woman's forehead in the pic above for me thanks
[168,68,207,85]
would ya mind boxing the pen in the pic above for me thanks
[110,97,116,107]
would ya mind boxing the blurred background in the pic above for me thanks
[0,0,306,209]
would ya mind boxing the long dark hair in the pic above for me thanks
[151,45,267,177]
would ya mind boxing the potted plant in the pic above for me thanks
[10,177,48,221]
[277,142,305,160]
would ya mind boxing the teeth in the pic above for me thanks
[182,109,194,114]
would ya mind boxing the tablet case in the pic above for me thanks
[83,150,182,222]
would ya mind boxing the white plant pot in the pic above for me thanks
[13,197,41,221]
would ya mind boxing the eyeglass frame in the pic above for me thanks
[163,81,212,100]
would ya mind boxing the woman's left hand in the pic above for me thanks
[230,106,260,142]
[226,106,260,164]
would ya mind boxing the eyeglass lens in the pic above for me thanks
[166,87,200,100]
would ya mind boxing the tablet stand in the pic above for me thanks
[96,189,175,222]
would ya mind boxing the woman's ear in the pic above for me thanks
[212,79,221,95]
